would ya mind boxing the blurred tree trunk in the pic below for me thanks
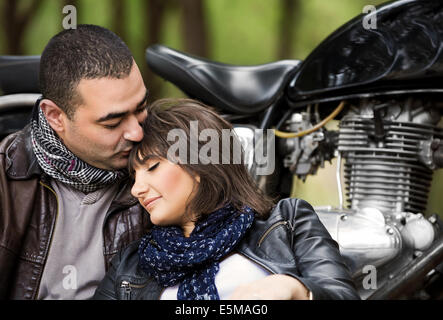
[2,0,44,54]
[112,0,126,41]
[143,0,169,100]
[180,0,208,57]
[143,0,208,99]
[277,0,300,59]
[64,0,79,10]
[147,0,168,46]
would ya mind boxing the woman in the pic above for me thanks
[93,98,360,300]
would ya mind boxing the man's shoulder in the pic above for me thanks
[0,126,28,153]
[0,125,41,179]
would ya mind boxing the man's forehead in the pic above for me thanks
[75,82,147,117]
[75,66,145,107]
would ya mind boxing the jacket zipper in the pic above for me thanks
[257,220,291,247]
[34,181,60,300]
[120,280,149,300]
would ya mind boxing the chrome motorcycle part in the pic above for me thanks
[0,93,40,111]
[233,124,277,194]
[317,207,403,275]
[232,125,256,172]
[315,206,409,299]
[279,107,338,180]
[338,98,443,215]
[315,97,443,299]
[401,213,435,252]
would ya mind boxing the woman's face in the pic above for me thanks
[131,157,199,236]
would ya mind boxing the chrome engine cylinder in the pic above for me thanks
[315,98,442,299]
[338,99,442,215]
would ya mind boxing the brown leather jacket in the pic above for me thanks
[0,125,150,299]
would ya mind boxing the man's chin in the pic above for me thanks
[110,158,129,171]
[90,157,128,172]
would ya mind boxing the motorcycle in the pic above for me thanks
[1,0,442,300]
[0,54,40,141]
[144,0,443,299]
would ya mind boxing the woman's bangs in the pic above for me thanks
[128,141,164,177]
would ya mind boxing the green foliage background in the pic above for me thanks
[1,0,442,217]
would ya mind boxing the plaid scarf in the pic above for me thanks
[30,99,125,193]
[138,203,255,300]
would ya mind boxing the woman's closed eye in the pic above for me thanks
[148,162,160,171]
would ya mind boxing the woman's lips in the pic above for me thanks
[143,196,162,209]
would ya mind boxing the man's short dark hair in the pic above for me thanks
[39,24,134,119]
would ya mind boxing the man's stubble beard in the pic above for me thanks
[62,127,133,171]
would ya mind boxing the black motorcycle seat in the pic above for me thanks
[0,55,40,94]
[146,45,300,114]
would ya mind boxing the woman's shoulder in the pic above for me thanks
[265,197,317,221]
[247,197,318,239]
[109,240,143,273]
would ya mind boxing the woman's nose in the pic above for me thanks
[131,177,148,198]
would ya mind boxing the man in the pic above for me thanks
[0,25,344,300]
[0,25,150,299]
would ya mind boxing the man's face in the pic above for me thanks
[60,63,148,171]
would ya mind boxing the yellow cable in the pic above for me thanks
[273,101,345,138]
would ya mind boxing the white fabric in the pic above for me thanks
[160,253,271,300]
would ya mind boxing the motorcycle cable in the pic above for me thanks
[273,101,345,139]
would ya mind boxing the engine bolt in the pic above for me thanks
[428,215,437,224]
[431,139,441,150]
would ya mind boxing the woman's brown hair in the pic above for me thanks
[128,98,275,220]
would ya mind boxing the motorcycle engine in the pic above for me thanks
[284,97,443,299]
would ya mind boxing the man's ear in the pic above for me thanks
[39,99,68,134]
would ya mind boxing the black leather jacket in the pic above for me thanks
[93,198,361,300]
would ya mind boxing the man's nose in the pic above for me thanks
[123,116,143,142]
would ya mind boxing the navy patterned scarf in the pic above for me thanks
[138,203,255,300]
